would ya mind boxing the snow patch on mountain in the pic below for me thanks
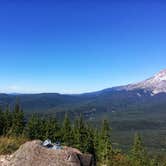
[137,93,141,97]
[116,69,166,95]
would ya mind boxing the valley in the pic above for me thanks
[0,69,166,156]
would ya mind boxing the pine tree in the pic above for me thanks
[98,119,113,165]
[61,114,74,146]
[3,105,12,135]
[44,117,60,142]
[25,114,43,140]
[73,116,95,154]
[93,128,100,165]
[0,107,4,135]
[130,133,149,166]
[73,116,87,151]
[85,126,96,156]
[10,102,25,136]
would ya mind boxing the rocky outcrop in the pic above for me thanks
[0,140,94,166]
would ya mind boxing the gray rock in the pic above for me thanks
[0,140,94,166]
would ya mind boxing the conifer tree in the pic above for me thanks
[0,107,4,135]
[3,105,12,135]
[85,126,96,156]
[73,116,86,151]
[61,113,74,146]
[92,128,101,165]
[130,133,149,166]
[25,114,43,140]
[9,102,25,136]
[73,116,95,154]
[98,120,113,165]
[44,117,60,142]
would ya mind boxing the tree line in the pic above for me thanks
[0,102,164,166]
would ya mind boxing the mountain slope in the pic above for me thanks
[0,69,166,118]
[114,69,166,95]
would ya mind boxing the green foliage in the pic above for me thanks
[25,114,42,140]
[0,107,4,135]
[129,133,149,166]
[61,114,74,146]
[1,91,166,158]
[0,102,165,165]
[25,114,60,141]
[9,102,25,136]
[73,116,95,154]
[44,117,60,141]
[3,105,12,135]
[97,120,113,165]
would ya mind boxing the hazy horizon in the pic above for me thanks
[0,68,165,94]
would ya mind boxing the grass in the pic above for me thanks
[0,136,28,155]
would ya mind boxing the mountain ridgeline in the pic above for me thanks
[1,69,166,120]
[0,69,166,157]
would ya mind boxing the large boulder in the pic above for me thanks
[0,140,94,166]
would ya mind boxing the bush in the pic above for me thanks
[0,137,28,155]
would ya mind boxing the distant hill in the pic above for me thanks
[1,69,166,120]
[1,69,166,153]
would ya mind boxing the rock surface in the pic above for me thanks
[0,140,94,166]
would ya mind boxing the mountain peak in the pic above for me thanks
[118,69,166,95]
[154,69,166,81]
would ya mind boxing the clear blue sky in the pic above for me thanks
[0,0,166,93]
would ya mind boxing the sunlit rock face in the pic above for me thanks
[0,140,94,166]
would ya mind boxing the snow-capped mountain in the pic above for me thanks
[1,68,166,116]
[117,69,166,95]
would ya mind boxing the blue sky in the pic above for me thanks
[0,0,166,93]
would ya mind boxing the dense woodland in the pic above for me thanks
[0,102,166,166]
[0,92,166,156]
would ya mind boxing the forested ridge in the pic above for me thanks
[0,103,165,166]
